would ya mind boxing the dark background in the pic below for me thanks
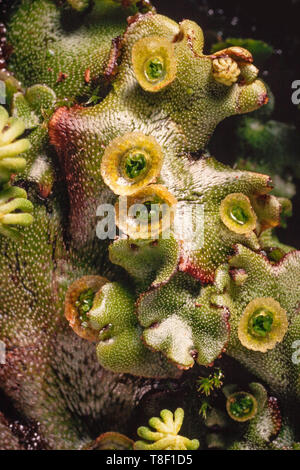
[152,0,300,247]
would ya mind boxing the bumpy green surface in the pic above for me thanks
[0,0,299,450]
[213,245,300,400]
[7,0,135,100]
[136,273,230,369]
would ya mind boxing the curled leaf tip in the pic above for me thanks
[239,63,259,84]
[176,20,205,55]
[237,79,268,113]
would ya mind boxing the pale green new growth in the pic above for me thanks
[0,185,33,240]
[0,106,30,182]
[134,408,200,450]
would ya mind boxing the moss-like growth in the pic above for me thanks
[197,369,224,396]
